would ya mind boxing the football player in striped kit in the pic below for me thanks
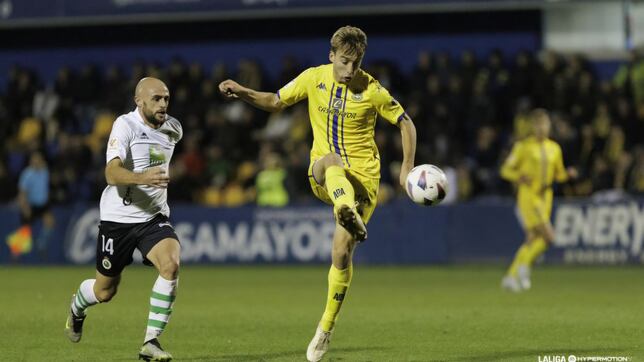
[65,78,183,362]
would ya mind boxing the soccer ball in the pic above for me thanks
[405,164,448,206]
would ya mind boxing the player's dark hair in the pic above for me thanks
[330,26,368,57]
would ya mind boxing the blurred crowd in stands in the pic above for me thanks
[0,48,643,207]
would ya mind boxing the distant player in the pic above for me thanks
[500,109,577,292]
[10,151,55,259]
[64,77,183,361]
[219,25,417,361]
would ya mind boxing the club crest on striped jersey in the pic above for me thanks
[332,97,344,110]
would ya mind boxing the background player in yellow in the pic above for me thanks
[218,25,417,361]
[500,109,577,292]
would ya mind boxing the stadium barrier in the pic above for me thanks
[1,197,642,265]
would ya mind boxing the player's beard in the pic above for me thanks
[143,107,165,127]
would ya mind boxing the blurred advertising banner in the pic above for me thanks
[60,203,449,265]
[552,200,644,264]
[0,198,642,265]
[65,207,337,264]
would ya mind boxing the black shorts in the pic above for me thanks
[96,214,179,277]
[20,203,50,225]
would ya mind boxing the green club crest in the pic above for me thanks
[149,145,166,167]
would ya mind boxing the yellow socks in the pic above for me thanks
[508,243,530,277]
[525,238,548,265]
[508,238,549,276]
[320,264,353,332]
[324,166,355,211]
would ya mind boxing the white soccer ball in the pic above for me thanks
[405,164,448,206]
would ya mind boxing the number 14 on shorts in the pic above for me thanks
[102,235,114,255]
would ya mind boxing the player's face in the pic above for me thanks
[330,48,363,84]
[30,153,45,168]
[140,89,170,126]
[533,116,551,139]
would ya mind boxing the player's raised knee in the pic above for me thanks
[323,152,344,168]
[158,259,180,280]
[542,228,555,243]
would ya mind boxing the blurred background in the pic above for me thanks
[0,0,643,266]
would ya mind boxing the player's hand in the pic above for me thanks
[566,167,579,180]
[399,163,413,187]
[140,167,170,188]
[518,174,531,185]
[218,79,242,99]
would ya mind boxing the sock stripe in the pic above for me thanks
[147,320,167,329]
[151,291,175,302]
[74,295,84,309]
[150,299,171,309]
[145,276,178,344]
[76,292,89,308]
[150,305,172,315]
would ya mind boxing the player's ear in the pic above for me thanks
[329,51,335,63]
[134,96,142,108]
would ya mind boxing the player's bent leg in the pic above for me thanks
[94,270,121,302]
[308,227,356,362]
[535,222,555,243]
[65,272,120,343]
[502,229,536,292]
[313,153,367,242]
[146,238,180,280]
[517,223,553,290]
[140,238,180,361]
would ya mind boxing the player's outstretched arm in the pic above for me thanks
[218,79,286,113]
[398,113,417,187]
[500,143,527,184]
[105,158,169,188]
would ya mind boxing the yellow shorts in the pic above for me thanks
[517,191,553,229]
[307,160,379,224]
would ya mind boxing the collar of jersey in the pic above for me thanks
[134,107,167,131]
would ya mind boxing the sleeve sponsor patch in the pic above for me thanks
[108,138,119,150]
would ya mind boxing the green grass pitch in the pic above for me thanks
[1,265,643,361]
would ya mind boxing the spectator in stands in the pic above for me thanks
[13,151,54,259]
[1,48,642,204]
[613,49,644,104]
[255,152,289,207]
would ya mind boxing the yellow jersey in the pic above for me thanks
[501,136,568,197]
[278,64,406,179]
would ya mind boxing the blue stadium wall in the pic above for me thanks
[2,198,643,265]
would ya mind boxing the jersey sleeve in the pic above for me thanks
[277,67,312,107]
[176,122,184,142]
[163,117,183,143]
[500,142,524,182]
[106,118,131,164]
[371,81,406,125]
[553,143,568,183]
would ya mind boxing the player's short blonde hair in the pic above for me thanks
[530,108,550,122]
[330,26,367,57]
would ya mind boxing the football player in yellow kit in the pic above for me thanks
[500,109,577,292]
[219,25,417,361]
